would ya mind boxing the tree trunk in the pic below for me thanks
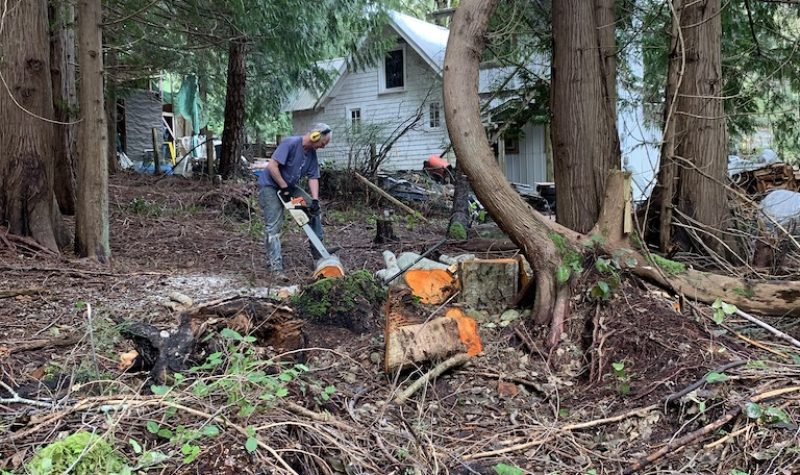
[595,0,617,117]
[74,0,110,260]
[105,46,119,174]
[0,0,64,251]
[49,0,77,215]
[445,0,567,345]
[551,0,621,233]
[655,0,731,255]
[219,39,247,180]
[447,162,471,239]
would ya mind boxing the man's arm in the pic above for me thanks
[308,178,320,200]
[267,159,288,189]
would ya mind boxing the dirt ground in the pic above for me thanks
[1,172,799,475]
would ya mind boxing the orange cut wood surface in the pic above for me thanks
[445,308,483,356]
[403,268,458,304]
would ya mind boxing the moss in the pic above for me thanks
[649,254,686,275]
[26,432,128,475]
[447,222,467,240]
[291,270,387,323]
[732,286,755,299]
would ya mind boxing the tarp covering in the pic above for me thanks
[172,74,206,134]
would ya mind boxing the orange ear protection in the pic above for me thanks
[309,127,331,143]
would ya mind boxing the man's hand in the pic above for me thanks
[279,185,294,202]
[309,199,321,216]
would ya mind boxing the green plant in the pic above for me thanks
[611,361,631,395]
[550,232,583,283]
[494,463,524,475]
[26,432,129,475]
[711,299,737,324]
[648,254,686,275]
[447,221,467,240]
[744,402,794,425]
[128,197,164,217]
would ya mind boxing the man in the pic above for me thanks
[258,123,331,274]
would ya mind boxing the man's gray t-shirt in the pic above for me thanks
[259,136,321,188]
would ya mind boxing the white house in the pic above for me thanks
[283,11,550,188]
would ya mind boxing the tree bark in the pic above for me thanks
[0,0,64,251]
[49,0,77,215]
[595,0,617,117]
[656,0,731,255]
[551,0,621,233]
[445,0,567,340]
[219,39,247,180]
[447,162,471,239]
[74,0,110,260]
[105,46,119,175]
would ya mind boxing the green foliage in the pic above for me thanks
[711,299,737,325]
[745,402,794,425]
[128,198,164,218]
[550,232,583,283]
[649,254,686,275]
[494,463,524,475]
[447,221,468,240]
[26,432,128,475]
[705,372,729,384]
[611,361,631,396]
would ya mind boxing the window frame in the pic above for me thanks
[379,45,407,94]
[428,101,442,129]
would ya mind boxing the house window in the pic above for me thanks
[429,102,441,128]
[504,137,520,155]
[350,108,362,134]
[380,47,405,92]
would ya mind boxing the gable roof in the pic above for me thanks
[283,11,533,112]
[388,11,449,74]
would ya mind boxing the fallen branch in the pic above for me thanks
[625,385,800,473]
[9,333,82,355]
[463,403,658,460]
[395,353,471,404]
[0,288,48,299]
[734,309,800,349]
[0,380,54,408]
[354,172,428,223]
[664,359,747,404]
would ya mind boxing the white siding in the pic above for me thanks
[503,123,547,186]
[292,43,450,171]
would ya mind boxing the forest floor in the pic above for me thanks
[1,172,799,475]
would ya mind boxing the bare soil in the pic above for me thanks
[1,173,798,475]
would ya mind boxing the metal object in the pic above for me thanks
[279,192,344,279]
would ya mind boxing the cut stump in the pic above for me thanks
[460,258,519,312]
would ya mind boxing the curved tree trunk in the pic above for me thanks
[219,39,247,180]
[445,0,567,343]
[656,0,731,256]
[49,0,77,215]
[0,0,64,251]
[551,0,621,233]
[75,0,110,260]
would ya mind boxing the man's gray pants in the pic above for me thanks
[259,186,323,272]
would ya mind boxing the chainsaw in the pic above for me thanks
[278,192,345,279]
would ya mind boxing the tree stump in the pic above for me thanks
[460,258,519,312]
[374,210,399,244]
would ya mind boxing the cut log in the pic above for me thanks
[384,288,482,373]
[403,268,459,304]
[460,258,519,312]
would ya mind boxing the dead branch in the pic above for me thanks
[664,359,747,404]
[625,385,800,473]
[395,353,471,404]
[0,288,48,299]
[0,380,54,408]
[354,172,428,223]
[734,308,800,349]
[8,333,82,354]
[463,403,659,460]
